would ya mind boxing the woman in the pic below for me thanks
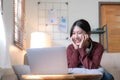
[67,19,114,80]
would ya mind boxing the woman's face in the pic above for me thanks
[71,26,86,45]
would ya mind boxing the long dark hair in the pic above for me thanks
[70,19,91,37]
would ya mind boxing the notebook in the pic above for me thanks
[26,46,68,75]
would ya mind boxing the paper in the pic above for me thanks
[58,17,67,33]
[48,9,58,24]
[68,67,103,75]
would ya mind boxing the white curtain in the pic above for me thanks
[0,0,11,68]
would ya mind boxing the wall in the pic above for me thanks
[2,0,25,67]
[2,0,120,66]
[0,0,10,68]
[25,0,120,49]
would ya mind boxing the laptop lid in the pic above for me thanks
[26,47,68,75]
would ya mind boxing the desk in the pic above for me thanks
[22,74,102,80]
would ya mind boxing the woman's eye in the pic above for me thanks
[78,32,82,34]
[72,32,75,35]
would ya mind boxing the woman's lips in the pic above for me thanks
[74,40,80,44]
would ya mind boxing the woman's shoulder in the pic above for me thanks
[67,44,73,49]
[92,41,104,48]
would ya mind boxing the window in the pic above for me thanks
[13,0,25,49]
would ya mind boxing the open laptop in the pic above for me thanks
[26,46,68,75]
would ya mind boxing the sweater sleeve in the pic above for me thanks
[66,45,80,68]
[78,43,104,69]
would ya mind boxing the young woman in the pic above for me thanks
[67,19,114,80]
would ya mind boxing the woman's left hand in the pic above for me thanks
[79,34,89,48]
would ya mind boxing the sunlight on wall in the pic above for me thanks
[0,18,6,46]
[30,32,52,48]
[0,5,11,68]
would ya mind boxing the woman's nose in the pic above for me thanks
[75,33,79,38]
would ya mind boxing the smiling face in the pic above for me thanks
[71,26,86,45]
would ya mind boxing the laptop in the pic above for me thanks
[26,46,68,75]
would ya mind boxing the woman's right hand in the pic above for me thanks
[71,37,78,49]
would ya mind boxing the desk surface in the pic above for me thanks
[22,74,102,80]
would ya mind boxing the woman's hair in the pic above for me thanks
[70,19,91,37]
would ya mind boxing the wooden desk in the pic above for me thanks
[22,74,102,80]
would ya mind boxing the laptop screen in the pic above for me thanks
[26,47,68,75]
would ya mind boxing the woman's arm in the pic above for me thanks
[67,45,80,68]
[78,43,104,69]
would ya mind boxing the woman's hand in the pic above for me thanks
[71,37,78,49]
[79,34,89,48]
